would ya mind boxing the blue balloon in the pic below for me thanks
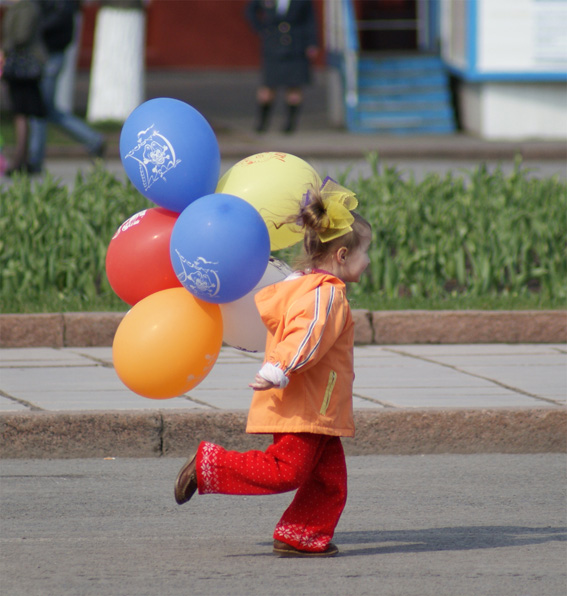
[120,98,220,213]
[170,194,270,304]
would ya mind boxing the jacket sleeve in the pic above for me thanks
[265,284,348,378]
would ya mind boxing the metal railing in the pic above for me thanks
[325,0,359,124]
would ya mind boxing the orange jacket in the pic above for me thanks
[246,271,355,437]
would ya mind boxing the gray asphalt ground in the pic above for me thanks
[1,455,566,596]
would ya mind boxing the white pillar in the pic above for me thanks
[87,6,145,123]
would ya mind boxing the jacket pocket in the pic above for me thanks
[320,370,337,416]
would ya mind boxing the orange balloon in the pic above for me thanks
[113,288,223,399]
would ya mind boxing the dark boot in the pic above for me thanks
[282,103,300,133]
[255,102,272,133]
[174,452,198,505]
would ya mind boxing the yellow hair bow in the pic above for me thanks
[317,177,358,242]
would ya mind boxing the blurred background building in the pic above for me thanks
[439,0,566,139]
[1,0,565,139]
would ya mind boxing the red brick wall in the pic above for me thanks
[78,0,325,69]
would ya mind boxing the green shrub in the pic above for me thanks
[1,166,148,312]
[1,157,565,313]
[343,154,566,304]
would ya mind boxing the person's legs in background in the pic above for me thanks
[255,85,276,133]
[7,114,31,175]
[28,52,105,173]
[283,87,303,133]
[27,52,60,173]
[5,77,45,176]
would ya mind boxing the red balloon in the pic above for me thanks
[106,207,182,305]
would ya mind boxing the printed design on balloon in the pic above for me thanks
[243,152,287,165]
[187,353,217,384]
[111,209,148,240]
[173,249,221,298]
[124,124,181,190]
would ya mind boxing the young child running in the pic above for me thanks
[174,177,372,558]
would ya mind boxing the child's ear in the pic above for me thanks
[336,247,348,263]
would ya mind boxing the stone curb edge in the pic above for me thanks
[46,139,567,161]
[1,409,565,459]
[1,310,565,348]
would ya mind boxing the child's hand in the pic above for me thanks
[249,374,276,391]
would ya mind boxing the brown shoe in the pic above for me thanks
[174,453,198,505]
[273,539,339,558]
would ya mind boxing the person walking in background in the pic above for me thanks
[27,0,105,175]
[245,0,319,133]
[0,0,46,177]
[174,179,372,557]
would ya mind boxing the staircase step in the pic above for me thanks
[350,113,455,132]
[359,72,449,87]
[358,105,454,120]
[359,89,451,104]
[350,122,456,134]
[346,54,456,135]
[357,108,454,123]
[359,55,444,71]
[358,84,450,99]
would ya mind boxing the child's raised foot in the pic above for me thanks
[174,453,198,505]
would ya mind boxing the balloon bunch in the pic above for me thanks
[109,98,320,399]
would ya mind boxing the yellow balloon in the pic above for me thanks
[113,288,223,399]
[216,152,321,250]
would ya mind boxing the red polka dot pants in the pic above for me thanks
[195,433,347,552]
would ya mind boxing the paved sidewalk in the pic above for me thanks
[1,344,565,458]
[1,344,566,413]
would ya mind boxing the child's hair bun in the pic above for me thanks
[298,187,329,236]
[298,177,359,244]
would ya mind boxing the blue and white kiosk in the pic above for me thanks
[441,0,567,139]
[325,0,566,138]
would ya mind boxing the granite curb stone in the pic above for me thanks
[44,131,567,161]
[371,310,567,344]
[1,311,565,348]
[0,314,66,348]
[1,408,564,459]
[0,411,163,459]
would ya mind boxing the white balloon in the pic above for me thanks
[220,258,293,352]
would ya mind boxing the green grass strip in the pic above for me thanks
[1,157,565,313]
